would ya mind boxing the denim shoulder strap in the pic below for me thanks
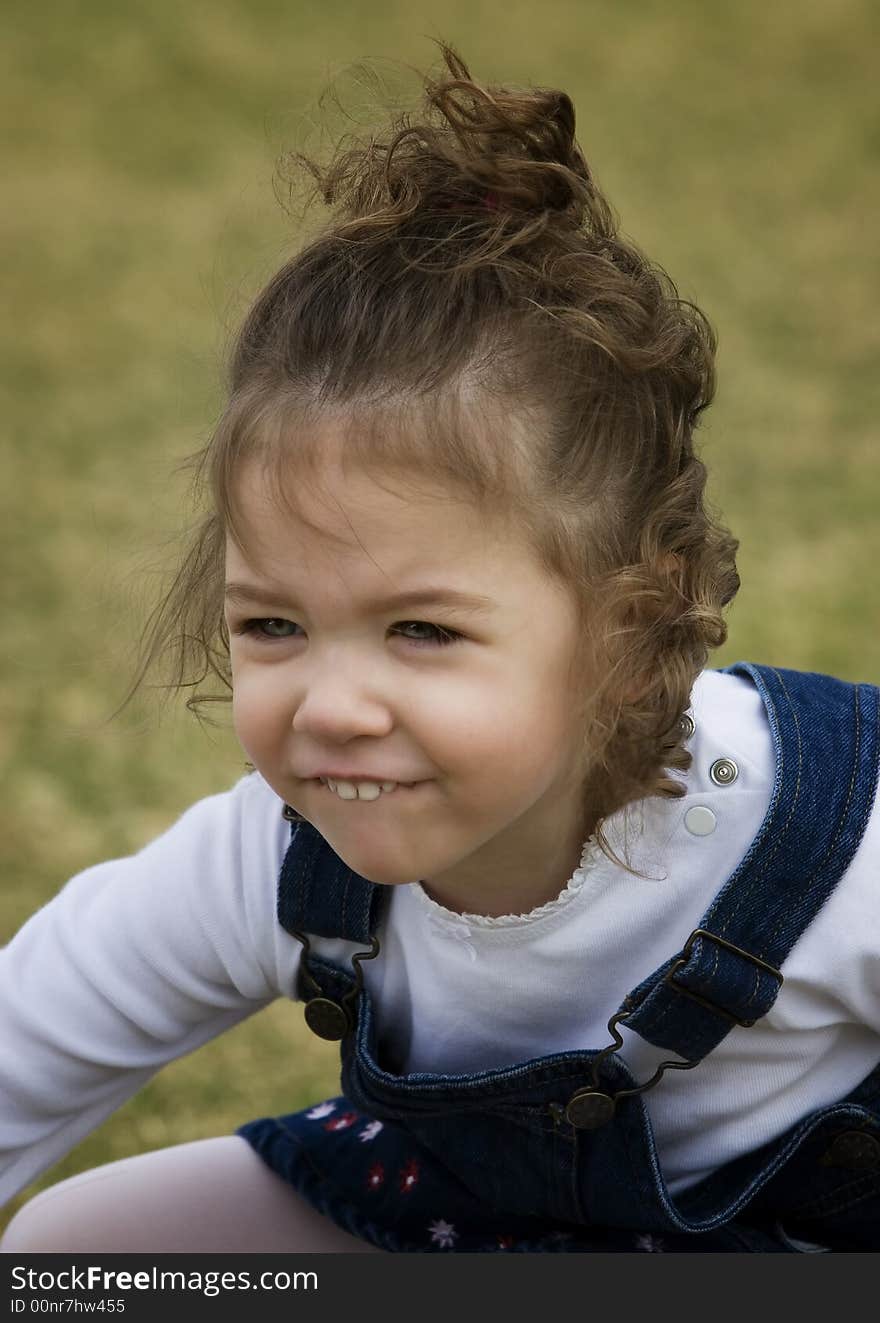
[276,814,384,942]
[621,662,880,1061]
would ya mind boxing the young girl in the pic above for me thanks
[2,40,879,1254]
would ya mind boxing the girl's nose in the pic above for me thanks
[291,669,394,741]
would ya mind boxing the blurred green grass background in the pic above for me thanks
[2,0,878,1231]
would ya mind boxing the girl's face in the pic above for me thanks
[225,441,593,917]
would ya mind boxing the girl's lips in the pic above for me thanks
[309,774,419,784]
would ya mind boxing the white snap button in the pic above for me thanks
[685,806,717,836]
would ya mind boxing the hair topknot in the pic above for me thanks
[127,37,740,881]
[285,40,604,231]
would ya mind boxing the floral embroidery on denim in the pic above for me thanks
[428,1219,458,1248]
[366,1162,385,1191]
[305,1101,336,1120]
[324,1111,358,1132]
[399,1157,420,1193]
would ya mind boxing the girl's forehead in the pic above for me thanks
[220,392,539,564]
[226,453,514,560]
[222,451,579,623]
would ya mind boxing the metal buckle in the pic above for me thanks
[555,931,785,1128]
[662,927,784,1028]
[291,928,381,1040]
[554,1004,704,1129]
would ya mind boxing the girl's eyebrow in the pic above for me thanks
[223,581,497,616]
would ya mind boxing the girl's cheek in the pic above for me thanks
[231,681,265,743]
[234,671,288,738]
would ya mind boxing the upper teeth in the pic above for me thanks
[321,778,400,801]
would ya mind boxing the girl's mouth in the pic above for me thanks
[316,777,422,802]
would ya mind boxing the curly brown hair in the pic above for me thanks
[128,39,740,878]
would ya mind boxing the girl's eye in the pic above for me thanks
[392,620,462,648]
[237,618,301,640]
[234,618,462,648]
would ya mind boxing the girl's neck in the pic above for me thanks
[421,812,599,919]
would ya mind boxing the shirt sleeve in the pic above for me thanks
[0,772,301,1206]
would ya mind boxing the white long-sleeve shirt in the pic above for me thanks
[2,667,879,1206]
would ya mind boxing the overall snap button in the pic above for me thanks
[820,1130,880,1171]
[303,998,351,1040]
[684,806,717,836]
[709,758,739,786]
[564,1090,616,1129]
[678,714,695,738]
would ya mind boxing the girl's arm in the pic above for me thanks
[0,772,299,1206]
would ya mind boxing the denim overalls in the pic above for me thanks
[238,662,880,1252]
